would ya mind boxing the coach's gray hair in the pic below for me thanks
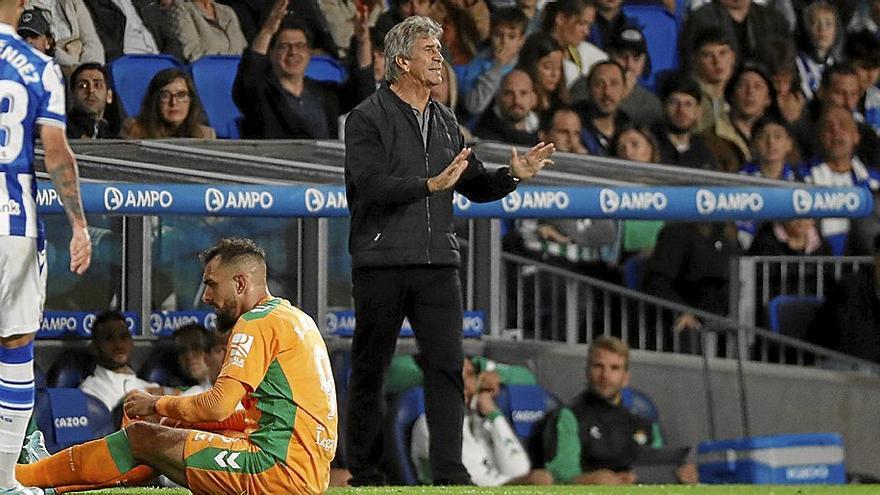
[384,16,443,84]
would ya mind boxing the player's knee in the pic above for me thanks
[123,420,160,456]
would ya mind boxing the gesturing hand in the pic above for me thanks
[509,142,555,181]
[427,147,471,193]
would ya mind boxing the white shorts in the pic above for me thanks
[0,236,46,337]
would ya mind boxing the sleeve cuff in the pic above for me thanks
[484,409,502,422]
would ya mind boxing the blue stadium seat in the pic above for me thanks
[189,55,242,139]
[622,5,679,91]
[47,350,94,388]
[494,384,559,442]
[34,388,114,454]
[767,295,825,339]
[623,255,647,290]
[305,55,348,84]
[109,54,184,118]
[386,387,425,485]
[621,386,660,424]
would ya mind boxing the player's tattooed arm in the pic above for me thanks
[47,157,86,225]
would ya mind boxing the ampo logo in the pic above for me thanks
[203,313,217,330]
[792,189,813,214]
[149,313,163,335]
[502,191,522,212]
[695,189,717,214]
[599,189,620,214]
[82,313,96,335]
[325,312,338,333]
[453,192,471,211]
[305,188,325,212]
[205,188,225,213]
[104,186,124,211]
[695,189,764,215]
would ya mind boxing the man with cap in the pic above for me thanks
[652,72,720,170]
[608,26,662,128]
[17,9,53,56]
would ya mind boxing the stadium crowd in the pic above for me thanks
[13,0,880,491]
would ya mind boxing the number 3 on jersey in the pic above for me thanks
[313,344,337,420]
[0,81,27,164]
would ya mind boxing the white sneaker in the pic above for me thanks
[22,432,49,464]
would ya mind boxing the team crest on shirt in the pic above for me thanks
[228,333,254,368]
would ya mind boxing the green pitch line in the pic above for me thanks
[68,485,880,495]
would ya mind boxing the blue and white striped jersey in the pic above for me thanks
[0,22,65,238]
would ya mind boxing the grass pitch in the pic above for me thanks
[70,485,880,495]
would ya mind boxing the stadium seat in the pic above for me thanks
[621,387,660,425]
[494,384,560,442]
[623,255,647,290]
[767,295,825,339]
[138,341,190,388]
[189,55,243,139]
[305,55,348,84]
[622,5,679,91]
[35,388,114,454]
[46,350,94,388]
[386,386,425,485]
[109,54,184,118]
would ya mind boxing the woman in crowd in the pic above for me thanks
[123,68,216,139]
[542,0,605,88]
[516,32,568,121]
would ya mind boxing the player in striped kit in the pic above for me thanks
[0,0,92,493]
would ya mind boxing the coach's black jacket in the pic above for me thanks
[344,83,518,269]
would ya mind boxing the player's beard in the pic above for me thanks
[215,302,239,333]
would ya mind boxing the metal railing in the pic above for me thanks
[733,256,874,329]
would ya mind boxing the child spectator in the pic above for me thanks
[796,1,844,100]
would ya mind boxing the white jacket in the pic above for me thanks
[26,0,105,68]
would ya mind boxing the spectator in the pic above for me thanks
[172,323,225,396]
[847,0,880,36]
[67,62,121,139]
[543,0,607,88]
[679,0,790,69]
[25,0,104,72]
[844,29,880,135]
[799,105,880,254]
[642,222,742,332]
[233,2,374,139]
[319,0,383,59]
[17,8,54,56]
[607,26,663,128]
[539,105,587,154]
[474,69,541,145]
[737,114,798,248]
[747,219,831,256]
[170,0,248,63]
[429,0,480,65]
[792,63,880,167]
[79,310,164,412]
[516,32,568,120]
[703,63,778,172]
[613,125,665,258]
[460,7,528,117]
[795,1,843,101]
[82,0,161,61]
[807,233,880,364]
[216,0,271,42]
[541,336,697,485]
[411,356,552,486]
[518,0,543,35]
[374,0,432,42]
[578,60,628,156]
[764,36,806,123]
[122,67,215,139]
[690,27,736,132]
[590,0,635,50]
[653,72,720,170]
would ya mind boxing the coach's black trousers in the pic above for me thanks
[346,265,471,485]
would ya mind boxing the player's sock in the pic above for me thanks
[45,465,155,494]
[0,343,36,489]
[16,430,137,487]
